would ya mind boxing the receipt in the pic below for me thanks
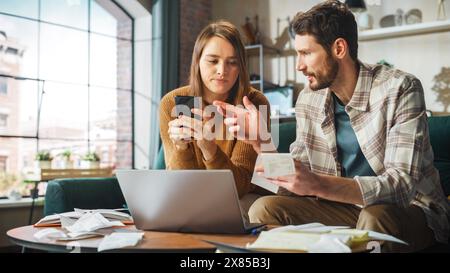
[261,153,295,178]
[251,153,295,193]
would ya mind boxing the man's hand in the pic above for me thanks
[213,96,273,153]
[256,160,321,196]
[256,160,364,205]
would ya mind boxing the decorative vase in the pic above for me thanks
[60,159,73,169]
[81,160,100,169]
[35,160,51,169]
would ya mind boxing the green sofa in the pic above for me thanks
[44,117,449,213]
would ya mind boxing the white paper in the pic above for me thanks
[33,228,67,240]
[35,208,132,226]
[261,153,295,178]
[308,234,352,253]
[270,223,350,233]
[74,208,132,221]
[60,215,77,229]
[248,223,407,252]
[251,155,279,193]
[57,232,105,241]
[65,212,124,234]
[367,230,408,245]
[247,231,321,252]
[97,232,144,252]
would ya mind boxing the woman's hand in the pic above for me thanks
[168,108,218,159]
[168,117,193,150]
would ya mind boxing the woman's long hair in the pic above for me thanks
[189,20,250,105]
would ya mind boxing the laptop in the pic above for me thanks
[115,169,264,234]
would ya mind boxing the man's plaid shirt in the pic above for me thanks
[290,62,449,243]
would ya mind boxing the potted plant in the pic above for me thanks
[35,151,53,169]
[81,152,100,169]
[58,150,73,169]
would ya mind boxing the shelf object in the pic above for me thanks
[245,44,280,92]
[359,19,450,41]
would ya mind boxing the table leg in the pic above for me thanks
[28,181,39,225]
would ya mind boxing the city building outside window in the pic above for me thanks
[0,156,7,172]
[0,78,6,95]
[0,0,134,197]
[0,113,7,127]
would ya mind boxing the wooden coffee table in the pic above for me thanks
[7,225,381,253]
[7,225,259,253]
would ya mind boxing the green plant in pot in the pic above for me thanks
[35,151,53,169]
[81,152,100,169]
[58,150,73,169]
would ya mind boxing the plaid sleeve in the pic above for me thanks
[355,77,426,207]
[290,129,311,169]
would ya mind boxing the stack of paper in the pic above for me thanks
[34,212,126,241]
[246,223,407,253]
[34,214,145,252]
[34,208,133,227]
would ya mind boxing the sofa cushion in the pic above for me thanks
[272,121,296,153]
[434,161,450,196]
[428,116,450,161]
[427,116,450,196]
[44,177,126,216]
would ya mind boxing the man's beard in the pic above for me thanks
[309,56,339,91]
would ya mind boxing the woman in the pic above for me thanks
[159,21,270,198]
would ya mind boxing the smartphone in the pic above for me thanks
[175,96,196,118]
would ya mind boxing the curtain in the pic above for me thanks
[150,0,179,168]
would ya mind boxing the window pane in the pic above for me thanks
[90,140,132,169]
[90,34,116,89]
[0,137,37,197]
[40,23,88,84]
[0,0,39,19]
[90,34,132,90]
[90,87,131,142]
[38,139,88,169]
[40,0,88,30]
[91,0,132,40]
[39,82,88,140]
[0,77,38,137]
[0,14,39,79]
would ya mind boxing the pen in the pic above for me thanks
[251,225,267,235]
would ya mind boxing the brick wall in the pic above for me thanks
[113,0,211,168]
[116,20,133,169]
[178,0,212,86]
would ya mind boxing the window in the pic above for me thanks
[0,113,7,127]
[0,156,6,172]
[0,0,134,197]
[0,78,7,95]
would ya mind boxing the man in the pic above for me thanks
[213,0,449,252]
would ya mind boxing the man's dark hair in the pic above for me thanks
[291,0,358,62]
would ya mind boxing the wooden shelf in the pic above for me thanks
[245,44,280,56]
[359,20,450,41]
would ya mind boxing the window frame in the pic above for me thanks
[0,0,136,198]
